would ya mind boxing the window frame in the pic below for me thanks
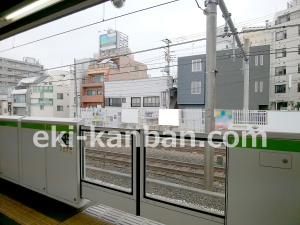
[255,55,258,66]
[260,81,263,92]
[191,81,201,94]
[275,84,286,93]
[40,105,44,110]
[192,59,202,72]
[57,105,63,111]
[131,97,141,107]
[298,83,300,92]
[275,48,286,58]
[260,55,263,65]
[57,93,63,99]
[275,66,287,76]
[143,96,160,107]
[276,31,286,41]
[255,81,258,93]
[87,90,96,96]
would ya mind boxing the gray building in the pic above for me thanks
[0,57,44,87]
[177,45,270,110]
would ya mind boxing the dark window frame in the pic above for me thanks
[131,97,141,107]
[143,96,160,107]
[275,84,286,93]
[275,66,287,76]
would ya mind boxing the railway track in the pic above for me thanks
[85,148,225,182]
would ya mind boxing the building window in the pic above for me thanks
[276,14,290,24]
[276,31,286,41]
[255,81,258,92]
[87,90,95,95]
[298,83,300,92]
[131,97,141,107]
[97,89,103,95]
[255,55,258,66]
[40,105,44,110]
[122,98,126,103]
[192,59,202,72]
[299,26,300,35]
[298,64,300,73]
[191,81,201,94]
[105,98,121,107]
[57,93,63,99]
[134,66,139,71]
[276,48,286,58]
[93,75,105,83]
[260,55,263,65]
[57,105,63,111]
[299,45,300,54]
[275,66,286,76]
[143,96,160,107]
[275,85,286,93]
[40,92,44,98]
[14,94,26,103]
[260,81,263,92]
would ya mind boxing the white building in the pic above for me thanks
[70,58,93,117]
[30,70,70,117]
[104,76,174,109]
[268,0,300,110]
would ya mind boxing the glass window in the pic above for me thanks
[105,98,122,107]
[275,66,286,76]
[276,48,286,58]
[87,90,95,95]
[298,83,300,92]
[298,64,300,73]
[191,81,201,94]
[40,92,44,98]
[260,81,263,92]
[192,59,202,72]
[255,56,258,66]
[134,66,139,71]
[277,14,290,24]
[57,93,63,99]
[131,97,141,107]
[122,98,126,103]
[57,105,63,111]
[40,105,44,110]
[14,94,26,103]
[97,89,103,95]
[298,45,300,54]
[260,55,263,65]
[276,31,286,41]
[255,81,258,92]
[275,85,286,93]
[93,75,105,83]
[143,96,160,107]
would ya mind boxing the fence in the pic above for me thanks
[72,107,268,131]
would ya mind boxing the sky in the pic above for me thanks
[0,0,288,77]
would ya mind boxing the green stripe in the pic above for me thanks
[46,124,76,133]
[228,136,300,152]
[21,122,45,130]
[0,121,18,127]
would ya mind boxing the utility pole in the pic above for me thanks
[162,39,172,76]
[74,58,78,118]
[204,0,218,191]
[243,39,250,110]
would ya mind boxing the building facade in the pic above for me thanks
[81,55,148,108]
[104,76,174,109]
[177,45,270,110]
[268,0,300,110]
[0,57,44,86]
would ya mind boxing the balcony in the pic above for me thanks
[88,62,118,70]
[81,94,104,103]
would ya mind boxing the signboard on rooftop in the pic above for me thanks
[100,32,118,50]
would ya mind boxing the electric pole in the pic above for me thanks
[162,39,172,76]
[243,39,250,110]
[204,0,218,191]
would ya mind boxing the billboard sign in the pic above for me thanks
[100,32,118,50]
[215,110,233,129]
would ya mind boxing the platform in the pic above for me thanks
[0,179,163,225]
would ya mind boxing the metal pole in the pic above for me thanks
[204,0,217,191]
[243,39,250,110]
[219,0,248,61]
[74,58,78,117]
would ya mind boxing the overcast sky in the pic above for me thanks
[0,0,288,77]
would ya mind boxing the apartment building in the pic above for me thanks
[0,57,44,86]
[177,45,270,110]
[81,55,148,108]
[268,0,300,110]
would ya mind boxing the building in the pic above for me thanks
[177,45,270,110]
[70,58,93,117]
[104,76,175,109]
[240,26,269,46]
[81,55,148,108]
[0,57,44,86]
[268,0,300,110]
[30,70,70,118]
